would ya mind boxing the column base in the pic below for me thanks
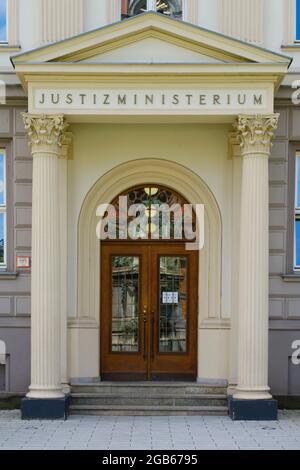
[21,395,70,420]
[229,396,278,421]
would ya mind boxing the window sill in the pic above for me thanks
[0,44,20,52]
[0,272,18,280]
[281,273,300,282]
[281,43,300,51]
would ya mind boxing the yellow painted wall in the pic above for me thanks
[67,122,233,381]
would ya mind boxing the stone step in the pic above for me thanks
[69,404,229,417]
[71,383,228,396]
[70,393,228,407]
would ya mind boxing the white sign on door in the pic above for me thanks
[162,292,179,304]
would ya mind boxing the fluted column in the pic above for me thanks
[233,114,279,401]
[23,114,68,400]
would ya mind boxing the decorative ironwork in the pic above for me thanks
[108,185,196,241]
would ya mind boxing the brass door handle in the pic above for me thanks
[143,307,147,359]
[150,312,155,359]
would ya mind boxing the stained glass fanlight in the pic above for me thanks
[108,185,196,241]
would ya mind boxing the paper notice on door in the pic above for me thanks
[162,292,179,304]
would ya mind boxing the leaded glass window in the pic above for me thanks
[122,0,182,20]
[109,185,196,241]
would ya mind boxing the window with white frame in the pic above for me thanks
[295,155,300,270]
[0,0,7,43]
[0,150,6,267]
[297,0,300,41]
[121,0,182,20]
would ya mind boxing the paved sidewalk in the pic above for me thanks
[0,411,299,450]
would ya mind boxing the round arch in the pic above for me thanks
[77,158,222,332]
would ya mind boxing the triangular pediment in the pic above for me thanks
[78,37,225,64]
[12,12,291,66]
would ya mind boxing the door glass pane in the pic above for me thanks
[159,256,187,352]
[111,256,139,352]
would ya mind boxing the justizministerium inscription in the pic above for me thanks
[34,88,268,113]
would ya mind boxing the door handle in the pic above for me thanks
[150,311,155,359]
[143,307,147,359]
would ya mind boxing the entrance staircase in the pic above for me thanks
[69,382,229,416]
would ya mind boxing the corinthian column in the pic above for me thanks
[21,115,68,418]
[230,114,279,420]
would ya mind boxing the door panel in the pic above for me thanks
[101,242,198,381]
[149,245,198,381]
[158,255,188,354]
[101,244,148,380]
[111,256,140,353]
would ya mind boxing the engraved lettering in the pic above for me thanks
[103,94,110,105]
[254,94,263,105]
[80,94,87,105]
[145,94,154,105]
[118,94,127,105]
[186,94,193,105]
[238,94,246,105]
[65,94,73,104]
[39,93,45,105]
[51,93,60,105]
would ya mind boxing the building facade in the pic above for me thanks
[0,0,299,420]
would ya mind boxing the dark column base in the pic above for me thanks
[21,395,70,420]
[229,396,278,421]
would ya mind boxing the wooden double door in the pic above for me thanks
[100,242,198,381]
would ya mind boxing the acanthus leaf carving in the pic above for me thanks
[234,114,279,155]
[22,113,68,153]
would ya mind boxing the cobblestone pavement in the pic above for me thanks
[0,411,299,450]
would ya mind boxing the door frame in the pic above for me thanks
[100,240,199,381]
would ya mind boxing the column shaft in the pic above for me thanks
[23,114,67,400]
[234,114,279,401]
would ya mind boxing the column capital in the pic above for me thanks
[22,113,68,156]
[234,114,279,156]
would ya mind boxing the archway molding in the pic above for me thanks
[77,158,222,328]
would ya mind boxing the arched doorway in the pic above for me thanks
[100,185,199,381]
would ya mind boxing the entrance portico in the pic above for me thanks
[11,12,291,420]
